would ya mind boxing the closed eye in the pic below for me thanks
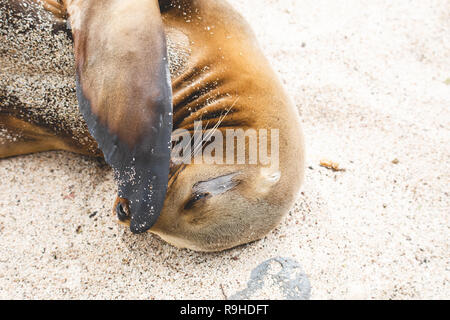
[183,172,241,211]
[184,192,211,210]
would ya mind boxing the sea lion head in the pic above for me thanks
[153,166,288,252]
[111,159,295,252]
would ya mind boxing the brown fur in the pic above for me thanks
[1,0,304,251]
[68,0,170,147]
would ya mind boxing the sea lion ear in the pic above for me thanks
[70,0,172,233]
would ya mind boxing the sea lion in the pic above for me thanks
[0,0,305,251]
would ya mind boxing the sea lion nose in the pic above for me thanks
[116,201,130,222]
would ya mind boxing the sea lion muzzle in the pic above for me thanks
[70,0,173,233]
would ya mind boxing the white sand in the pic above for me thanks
[0,0,449,299]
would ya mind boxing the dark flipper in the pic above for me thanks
[71,0,173,233]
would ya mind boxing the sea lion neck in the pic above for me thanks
[161,2,254,132]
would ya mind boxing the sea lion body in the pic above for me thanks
[0,0,97,158]
[0,0,304,251]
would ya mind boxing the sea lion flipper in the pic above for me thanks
[0,115,59,159]
[69,0,173,233]
[39,0,66,18]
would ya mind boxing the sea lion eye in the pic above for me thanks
[184,192,210,210]
[116,202,130,221]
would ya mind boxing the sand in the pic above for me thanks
[0,0,449,299]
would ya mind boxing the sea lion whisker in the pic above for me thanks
[189,97,239,160]
[192,118,211,155]
[181,119,213,164]
[177,118,210,164]
[182,119,213,163]
[191,115,223,159]
[204,97,239,139]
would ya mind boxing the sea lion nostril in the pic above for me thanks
[116,202,129,222]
